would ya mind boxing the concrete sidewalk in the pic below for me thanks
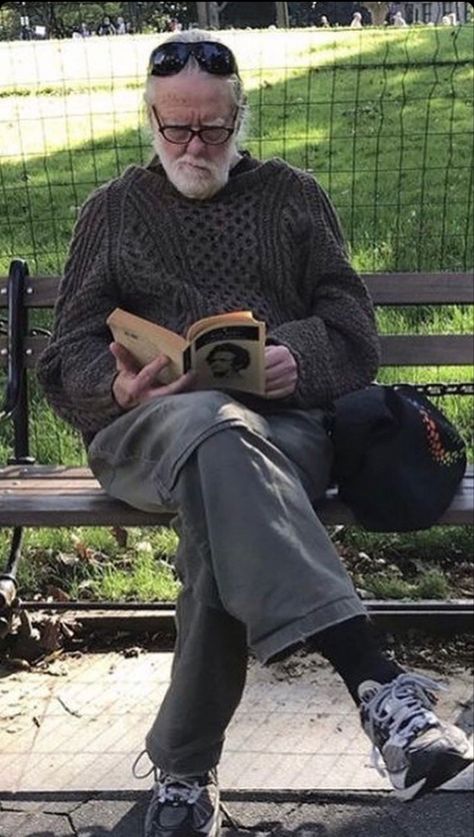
[1,790,473,836]
[0,649,472,835]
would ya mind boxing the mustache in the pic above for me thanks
[176,158,217,172]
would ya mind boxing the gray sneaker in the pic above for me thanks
[359,673,473,801]
[144,769,221,837]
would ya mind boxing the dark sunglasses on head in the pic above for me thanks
[148,40,239,78]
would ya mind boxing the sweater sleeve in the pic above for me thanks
[268,174,380,408]
[36,185,124,438]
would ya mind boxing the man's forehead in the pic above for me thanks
[150,75,234,109]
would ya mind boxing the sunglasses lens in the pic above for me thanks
[149,43,189,76]
[149,41,238,77]
[194,42,237,75]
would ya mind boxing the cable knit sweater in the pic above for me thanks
[37,153,380,444]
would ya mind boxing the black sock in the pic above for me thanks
[308,615,404,705]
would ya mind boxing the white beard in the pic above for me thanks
[155,140,235,200]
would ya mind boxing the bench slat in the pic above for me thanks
[380,334,474,366]
[1,466,472,528]
[2,464,472,483]
[363,273,474,305]
[2,333,473,370]
[1,272,473,308]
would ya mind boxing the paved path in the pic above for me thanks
[1,791,473,836]
[0,649,472,835]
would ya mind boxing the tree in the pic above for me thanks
[275,2,289,27]
[361,2,390,25]
[0,2,196,39]
[196,1,228,28]
[0,3,17,39]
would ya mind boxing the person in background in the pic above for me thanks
[393,10,408,26]
[116,16,127,35]
[97,15,116,36]
[37,29,473,837]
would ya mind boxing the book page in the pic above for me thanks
[107,308,187,382]
[186,311,256,343]
[190,320,266,395]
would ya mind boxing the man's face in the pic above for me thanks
[149,73,239,200]
[207,350,236,377]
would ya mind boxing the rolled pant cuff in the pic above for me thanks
[254,595,367,665]
[146,735,223,777]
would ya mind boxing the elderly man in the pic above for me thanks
[38,31,472,837]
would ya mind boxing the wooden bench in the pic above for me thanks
[1,259,473,631]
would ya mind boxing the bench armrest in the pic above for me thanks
[1,261,30,423]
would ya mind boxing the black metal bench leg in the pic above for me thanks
[0,526,23,638]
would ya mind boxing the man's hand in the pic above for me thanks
[110,342,195,410]
[264,344,298,399]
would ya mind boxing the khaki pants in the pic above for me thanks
[88,391,365,775]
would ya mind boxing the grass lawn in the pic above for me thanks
[0,25,473,602]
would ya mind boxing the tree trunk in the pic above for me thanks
[196,1,221,29]
[196,2,209,28]
[276,2,289,28]
[208,2,220,28]
[363,2,390,26]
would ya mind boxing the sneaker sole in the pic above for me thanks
[394,750,474,802]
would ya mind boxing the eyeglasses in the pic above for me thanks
[152,106,239,146]
[148,41,239,78]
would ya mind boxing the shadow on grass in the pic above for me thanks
[0,26,472,275]
[0,26,472,464]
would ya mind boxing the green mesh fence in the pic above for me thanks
[1,24,473,274]
[0,22,473,464]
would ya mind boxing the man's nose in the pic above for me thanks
[186,133,207,155]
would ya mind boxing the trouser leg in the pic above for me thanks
[169,426,365,663]
[146,586,248,775]
[146,423,366,773]
[88,395,366,774]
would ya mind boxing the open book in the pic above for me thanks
[107,308,266,396]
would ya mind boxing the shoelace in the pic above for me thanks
[133,754,241,830]
[362,673,446,776]
[132,749,157,781]
[157,774,204,805]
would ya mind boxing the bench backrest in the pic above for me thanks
[1,270,473,370]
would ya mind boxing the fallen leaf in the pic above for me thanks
[39,619,63,653]
[56,695,82,717]
[111,526,128,548]
[57,552,79,567]
[135,540,153,554]
[45,586,70,603]
[71,534,94,561]
[122,646,141,658]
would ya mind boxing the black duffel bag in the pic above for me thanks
[331,384,467,532]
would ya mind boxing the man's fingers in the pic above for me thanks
[109,342,140,373]
[142,370,196,401]
[265,362,292,382]
[265,384,295,399]
[264,347,285,369]
[136,354,171,387]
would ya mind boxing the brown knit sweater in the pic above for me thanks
[37,153,380,444]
